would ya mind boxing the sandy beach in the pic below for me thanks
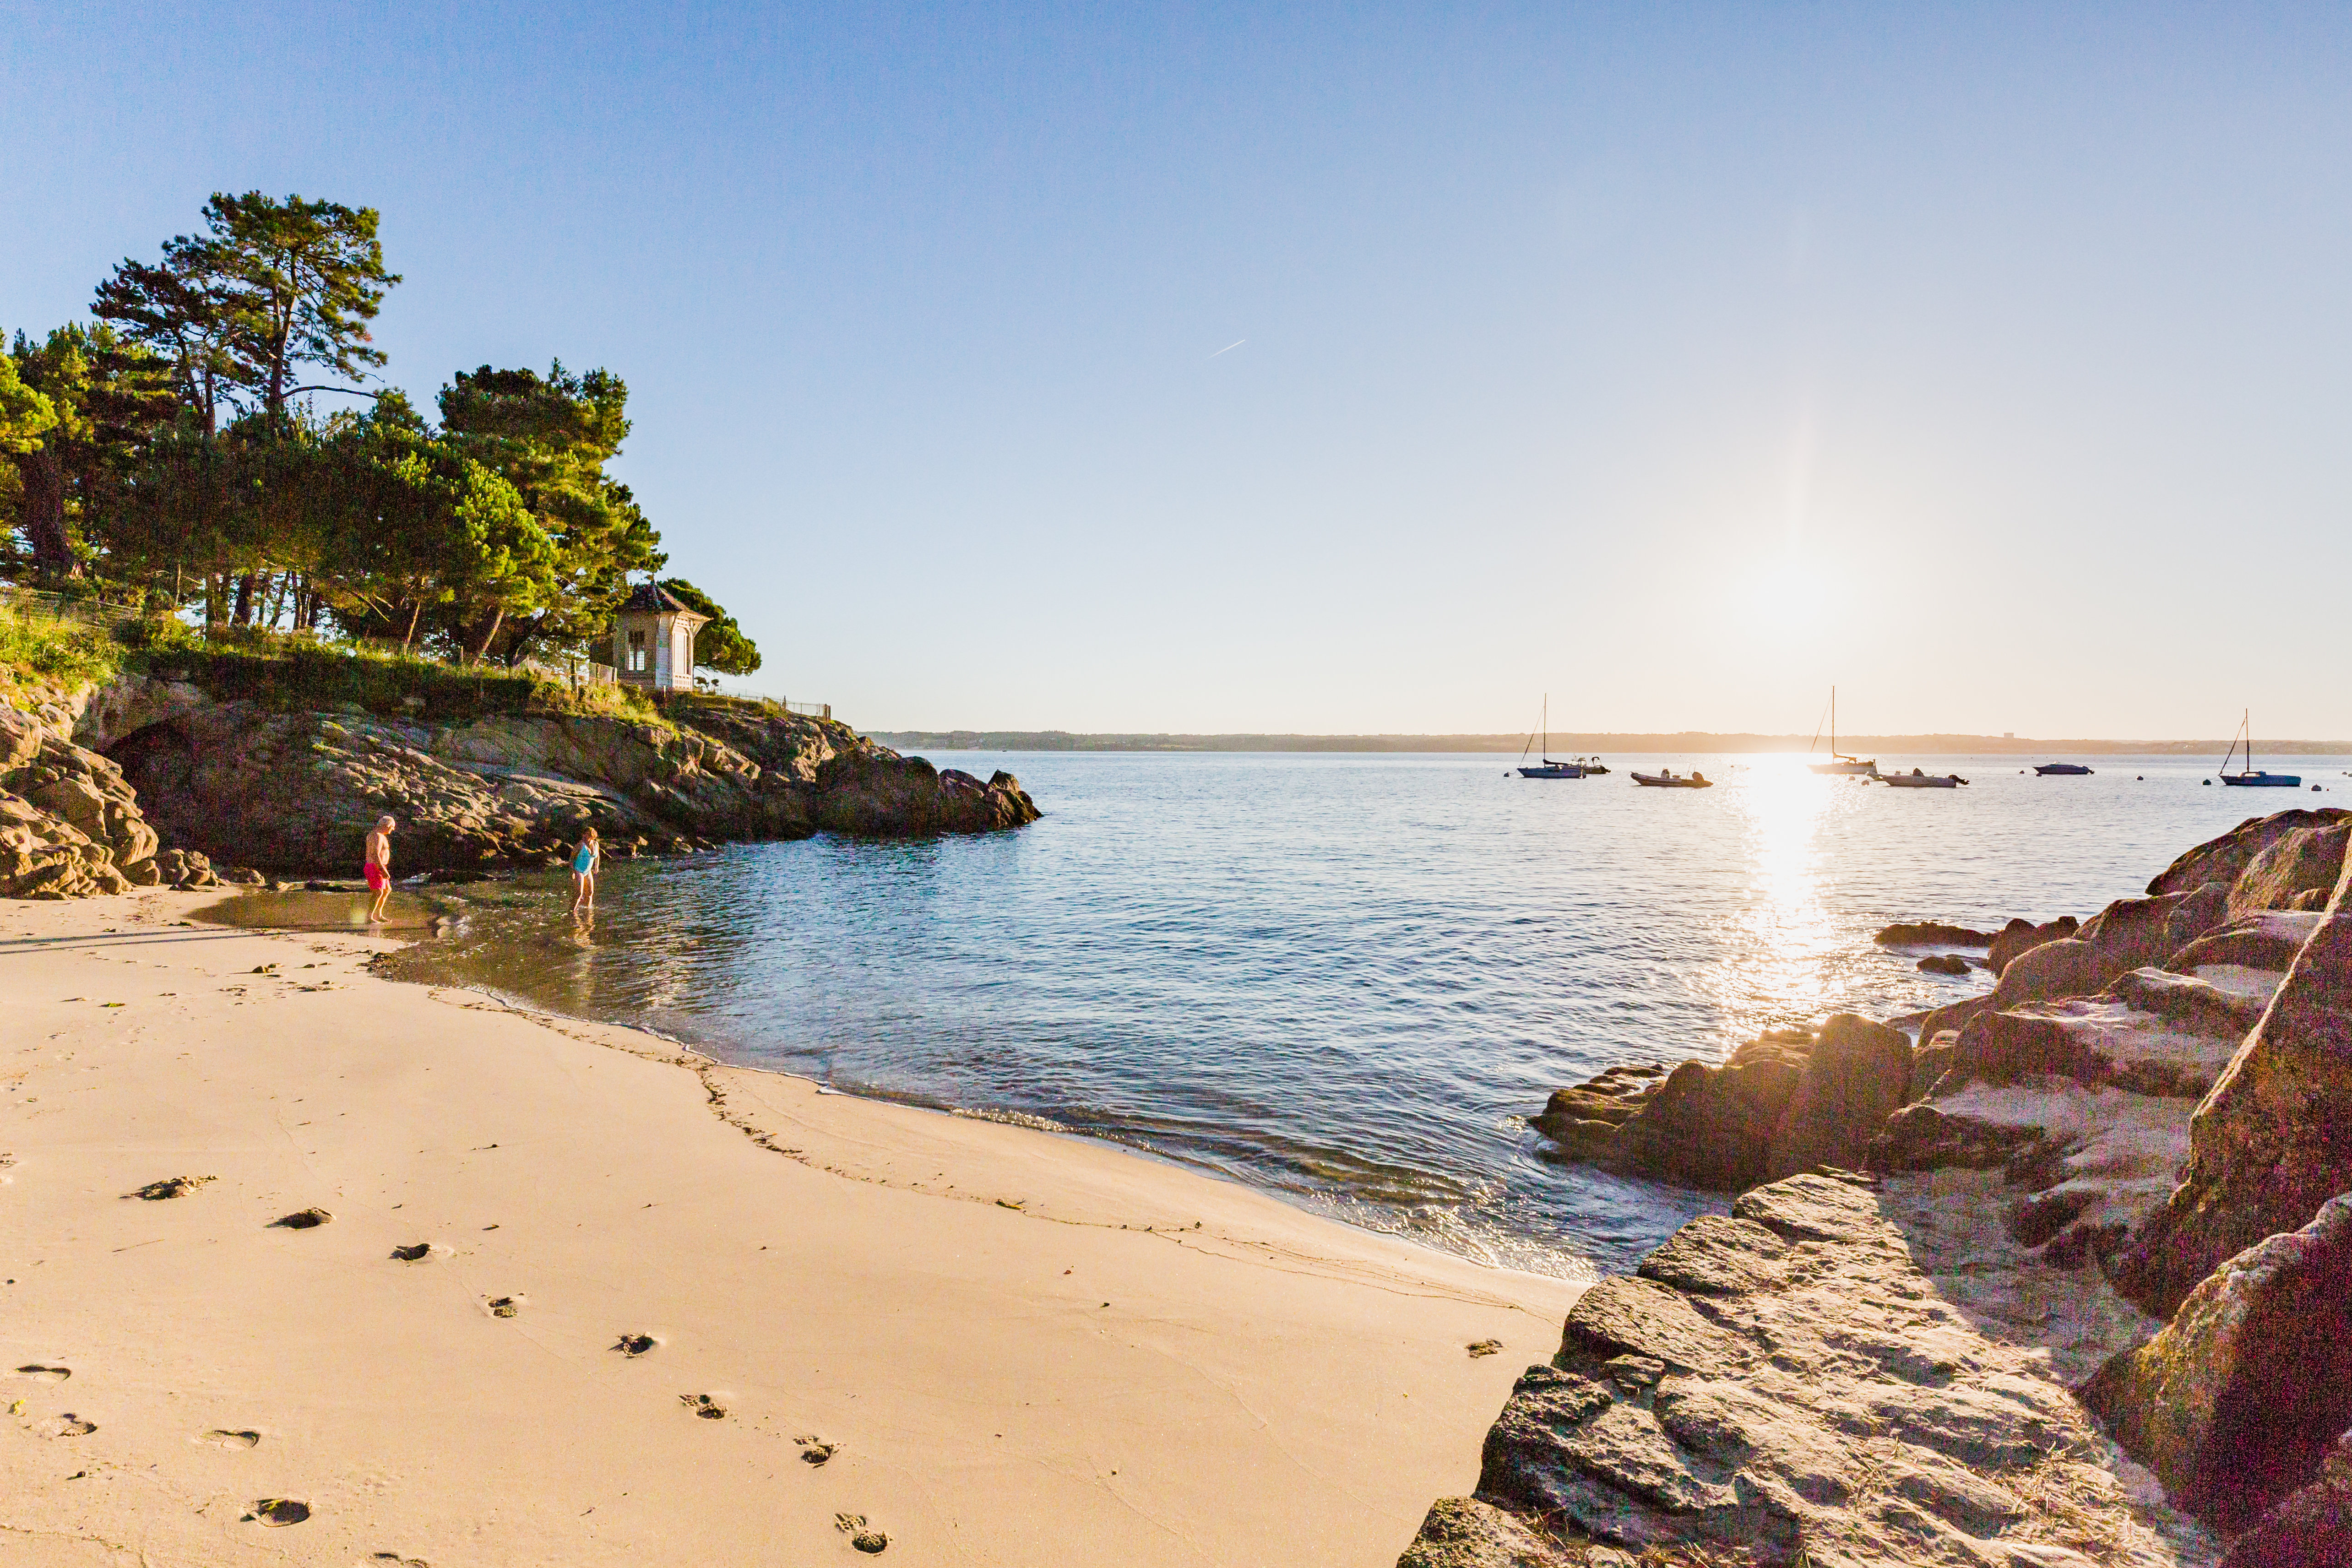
[0,890,1581,1568]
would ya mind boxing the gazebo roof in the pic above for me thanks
[618,581,707,622]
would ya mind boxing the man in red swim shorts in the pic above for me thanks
[364,814,397,922]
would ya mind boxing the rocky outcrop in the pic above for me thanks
[1401,1172,2199,1567]
[1534,1016,1910,1191]
[98,698,1040,876]
[1989,915,2079,977]
[812,750,1040,836]
[1874,921,1997,948]
[1395,1498,1572,1568]
[0,685,189,896]
[2111,857,2352,1317]
[2148,809,2350,901]
[2083,1193,2352,1532]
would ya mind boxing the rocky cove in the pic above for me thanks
[1401,808,2352,1568]
[0,661,1039,897]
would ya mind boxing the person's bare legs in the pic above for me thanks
[369,882,391,922]
[570,871,586,915]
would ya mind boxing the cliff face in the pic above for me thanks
[1,673,1039,890]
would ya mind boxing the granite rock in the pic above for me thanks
[2084,1192,2352,1531]
[1401,1172,2199,1568]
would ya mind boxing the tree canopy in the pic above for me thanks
[2,190,755,681]
[658,578,761,676]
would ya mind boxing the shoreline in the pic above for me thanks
[0,890,1580,1567]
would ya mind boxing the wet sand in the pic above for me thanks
[0,890,1580,1566]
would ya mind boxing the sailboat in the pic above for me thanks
[2218,711,2301,787]
[1516,696,1586,779]
[1806,687,1879,776]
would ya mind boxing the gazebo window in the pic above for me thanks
[627,629,648,672]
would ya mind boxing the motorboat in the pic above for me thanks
[2033,763,2094,776]
[1633,769,1713,789]
[2217,710,2301,787]
[1805,687,1878,775]
[1515,695,1586,779]
[1883,769,1968,788]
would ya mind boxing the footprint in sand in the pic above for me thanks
[370,1555,429,1566]
[389,1243,432,1262]
[270,1208,332,1230]
[13,1366,70,1383]
[796,1435,835,1466]
[1466,1339,1503,1358]
[834,1513,889,1553]
[44,1414,97,1438]
[250,1498,310,1527]
[679,1393,727,1419]
[611,1334,657,1357]
[484,1295,527,1318]
[130,1175,214,1200]
[199,1429,261,1449]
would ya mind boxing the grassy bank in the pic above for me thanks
[0,608,666,727]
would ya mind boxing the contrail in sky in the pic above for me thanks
[1207,338,1247,358]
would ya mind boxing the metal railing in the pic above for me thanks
[681,685,831,720]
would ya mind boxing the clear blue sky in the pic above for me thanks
[7,4,2348,737]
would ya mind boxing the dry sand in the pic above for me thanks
[0,891,1581,1567]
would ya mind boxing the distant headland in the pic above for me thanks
[865,729,2352,756]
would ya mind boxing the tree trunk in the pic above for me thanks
[471,605,506,666]
[401,598,422,652]
[12,448,80,580]
[232,572,257,626]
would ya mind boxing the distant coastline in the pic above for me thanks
[865,729,2352,756]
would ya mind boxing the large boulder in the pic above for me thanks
[1989,915,2079,977]
[2112,859,2352,1316]
[1535,1018,1912,1194]
[813,749,1041,836]
[2229,817,2352,919]
[1398,1172,2194,1567]
[2148,808,2351,900]
[1763,1014,1912,1180]
[2082,1193,2352,1532]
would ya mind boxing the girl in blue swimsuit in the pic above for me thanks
[570,827,601,915]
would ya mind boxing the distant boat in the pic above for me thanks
[1883,769,1968,788]
[2218,710,2301,788]
[1515,695,1586,779]
[1633,769,1713,789]
[1577,758,1612,776]
[2034,763,2094,776]
[1806,687,1878,776]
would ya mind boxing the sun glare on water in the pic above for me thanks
[1711,755,1846,1033]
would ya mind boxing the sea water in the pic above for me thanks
[341,751,2327,1277]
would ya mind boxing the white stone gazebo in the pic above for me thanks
[612,582,709,694]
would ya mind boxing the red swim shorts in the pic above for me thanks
[364,864,390,893]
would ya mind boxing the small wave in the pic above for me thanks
[951,1106,1070,1134]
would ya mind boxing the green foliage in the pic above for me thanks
[435,363,663,663]
[14,195,737,694]
[657,577,761,676]
[95,191,399,425]
[116,623,665,725]
[0,353,59,455]
[0,603,120,690]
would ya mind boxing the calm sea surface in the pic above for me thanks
[310,752,2331,1277]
